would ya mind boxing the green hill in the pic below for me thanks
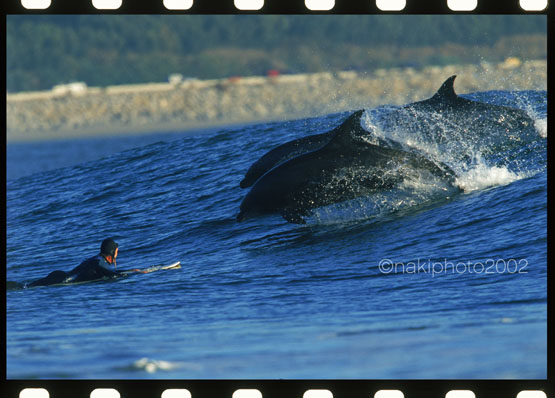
[7,15,547,92]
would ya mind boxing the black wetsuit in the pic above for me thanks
[28,254,122,287]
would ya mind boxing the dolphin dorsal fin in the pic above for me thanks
[433,75,458,100]
[337,109,365,131]
[327,110,366,148]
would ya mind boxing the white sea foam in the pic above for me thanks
[536,118,547,138]
[455,163,521,192]
[131,357,201,373]
[133,357,179,373]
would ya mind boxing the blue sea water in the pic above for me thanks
[6,90,547,379]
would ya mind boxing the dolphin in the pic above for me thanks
[403,75,534,124]
[240,75,537,188]
[239,119,357,189]
[379,75,538,148]
[237,110,458,224]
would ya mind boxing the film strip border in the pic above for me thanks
[2,1,552,398]
[2,0,551,13]
[4,381,554,398]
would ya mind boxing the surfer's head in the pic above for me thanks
[100,238,119,265]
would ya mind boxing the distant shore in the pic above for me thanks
[7,59,546,142]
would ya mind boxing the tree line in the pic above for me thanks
[7,15,547,92]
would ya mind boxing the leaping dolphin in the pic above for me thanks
[380,75,538,148]
[239,75,538,188]
[237,110,458,224]
[239,116,367,189]
[403,75,534,127]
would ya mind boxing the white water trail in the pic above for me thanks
[361,107,539,194]
[454,163,521,192]
[536,118,547,138]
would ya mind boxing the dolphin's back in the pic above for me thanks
[396,75,537,145]
[240,131,332,188]
[240,111,370,188]
[405,75,474,111]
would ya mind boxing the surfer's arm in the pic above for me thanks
[95,261,126,277]
[129,268,148,274]
[119,268,149,274]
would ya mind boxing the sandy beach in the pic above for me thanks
[7,59,546,142]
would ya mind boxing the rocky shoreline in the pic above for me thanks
[7,59,546,142]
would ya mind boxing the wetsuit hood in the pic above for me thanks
[100,238,118,257]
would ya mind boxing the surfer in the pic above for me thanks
[27,238,145,287]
